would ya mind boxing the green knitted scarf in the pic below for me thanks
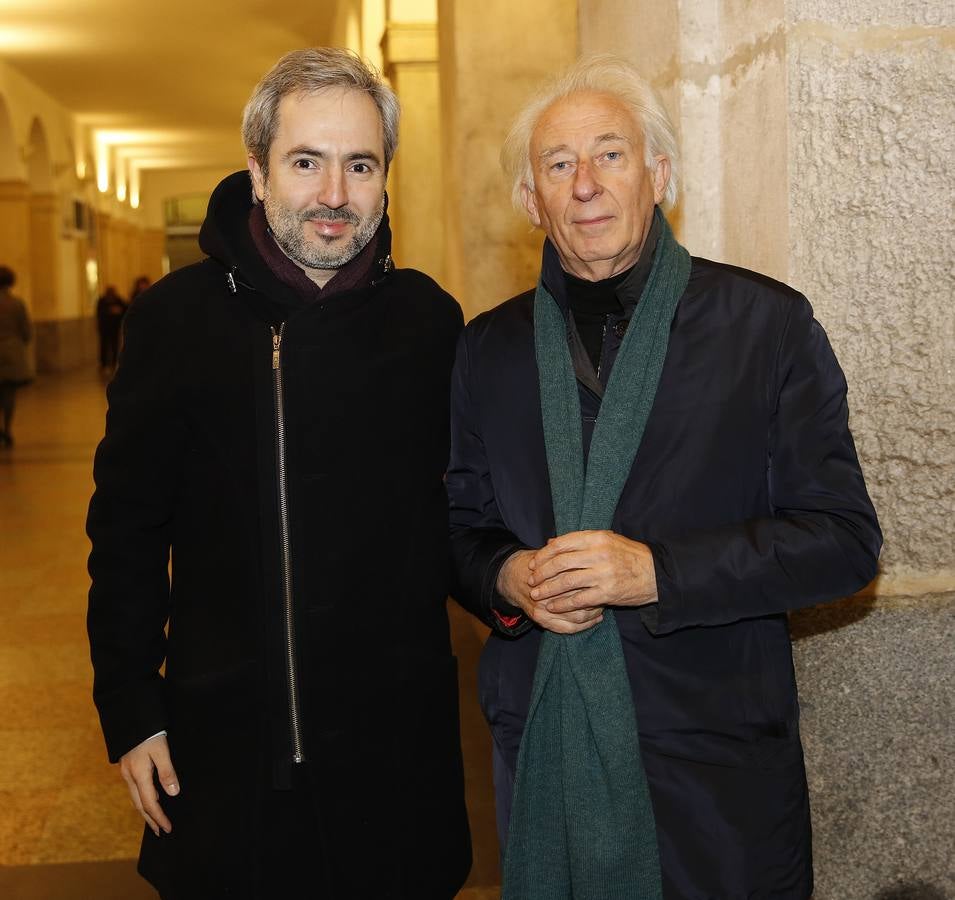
[502,209,691,900]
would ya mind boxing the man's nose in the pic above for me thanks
[572,162,601,202]
[317,168,348,209]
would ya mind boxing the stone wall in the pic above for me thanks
[785,11,955,589]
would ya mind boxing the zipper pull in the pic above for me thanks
[226,269,237,294]
[271,324,285,370]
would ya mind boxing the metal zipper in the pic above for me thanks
[271,323,305,764]
[595,317,609,383]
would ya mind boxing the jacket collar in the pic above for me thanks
[198,170,393,309]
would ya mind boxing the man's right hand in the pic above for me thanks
[496,549,604,634]
[118,733,179,836]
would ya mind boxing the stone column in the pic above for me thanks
[28,191,68,372]
[786,13,954,896]
[437,0,578,319]
[382,13,445,284]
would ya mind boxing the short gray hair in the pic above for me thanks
[501,54,679,211]
[242,47,399,176]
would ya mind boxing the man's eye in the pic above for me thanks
[605,151,622,161]
[294,159,315,169]
[350,163,370,174]
[551,161,571,172]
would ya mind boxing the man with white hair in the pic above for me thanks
[88,48,471,898]
[448,55,881,899]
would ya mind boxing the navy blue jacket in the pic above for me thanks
[448,239,882,899]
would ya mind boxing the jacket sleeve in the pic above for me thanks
[447,329,532,636]
[643,294,882,635]
[86,297,185,761]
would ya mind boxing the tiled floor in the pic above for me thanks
[0,370,500,898]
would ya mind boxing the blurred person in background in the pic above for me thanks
[0,265,33,447]
[95,284,128,373]
[130,275,151,301]
[87,48,470,900]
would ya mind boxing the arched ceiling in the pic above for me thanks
[0,0,344,187]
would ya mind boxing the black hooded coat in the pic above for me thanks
[87,172,471,898]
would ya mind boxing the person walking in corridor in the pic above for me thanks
[0,265,33,448]
[448,56,882,899]
[87,48,470,899]
[95,284,128,373]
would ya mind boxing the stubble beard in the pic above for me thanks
[264,190,385,272]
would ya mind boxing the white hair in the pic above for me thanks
[501,54,680,211]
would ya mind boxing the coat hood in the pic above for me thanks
[197,170,393,310]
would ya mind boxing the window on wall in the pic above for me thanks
[163,193,209,273]
[163,194,208,229]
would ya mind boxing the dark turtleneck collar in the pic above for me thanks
[539,209,664,385]
[248,201,388,304]
[540,209,663,316]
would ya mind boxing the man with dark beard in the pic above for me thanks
[87,48,471,899]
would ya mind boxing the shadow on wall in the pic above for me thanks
[873,883,951,900]
[788,594,876,642]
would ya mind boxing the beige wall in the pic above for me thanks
[383,12,444,283]
[437,0,578,320]
[579,0,955,591]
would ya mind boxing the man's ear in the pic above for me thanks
[651,156,671,205]
[248,155,266,202]
[520,182,542,228]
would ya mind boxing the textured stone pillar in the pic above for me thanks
[382,17,445,284]
[785,7,955,591]
[437,0,578,319]
[28,191,69,373]
[785,12,955,896]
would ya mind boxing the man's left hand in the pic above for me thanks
[527,530,658,612]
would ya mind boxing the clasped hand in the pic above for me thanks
[496,530,658,634]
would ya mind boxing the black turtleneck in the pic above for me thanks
[565,268,631,374]
[563,214,662,375]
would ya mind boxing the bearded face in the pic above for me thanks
[263,187,385,272]
[249,88,389,284]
